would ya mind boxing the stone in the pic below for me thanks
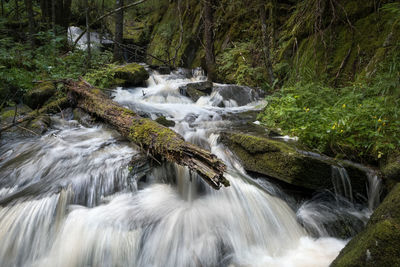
[331,183,400,267]
[23,81,56,109]
[179,81,213,102]
[221,132,369,195]
[155,116,175,127]
[113,63,149,87]
[212,85,265,107]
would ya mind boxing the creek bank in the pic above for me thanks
[221,132,372,199]
[331,183,400,266]
[0,104,51,135]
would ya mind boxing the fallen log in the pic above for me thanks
[65,79,229,189]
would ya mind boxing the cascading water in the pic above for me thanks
[0,68,379,266]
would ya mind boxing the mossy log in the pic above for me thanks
[65,79,229,190]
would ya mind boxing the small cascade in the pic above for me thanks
[0,68,378,267]
[331,165,353,202]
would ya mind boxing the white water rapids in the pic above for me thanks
[0,68,378,266]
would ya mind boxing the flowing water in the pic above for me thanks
[0,68,380,267]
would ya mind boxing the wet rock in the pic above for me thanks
[114,63,149,87]
[26,114,51,135]
[155,116,175,127]
[212,85,265,106]
[331,183,400,267]
[221,132,369,195]
[0,104,32,127]
[73,108,95,127]
[179,81,213,102]
[381,154,400,191]
[23,81,56,109]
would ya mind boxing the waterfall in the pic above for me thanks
[0,68,376,267]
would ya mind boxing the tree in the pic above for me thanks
[203,0,216,81]
[113,0,124,62]
[25,0,35,46]
[85,0,91,68]
[259,0,275,85]
[40,0,72,32]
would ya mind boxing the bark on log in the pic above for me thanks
[65,79,229,190]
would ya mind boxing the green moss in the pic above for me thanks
[155,116,175,127]
[23,81,57,109]
[221,132,363,191]
[128,118,183,155]
[332,183,400,266]
[114,63,149,86]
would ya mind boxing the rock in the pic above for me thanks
[0,104,50,135]
[72,108,95,127]
[381,154,400,191]
[221,132,369,195]
[155,116,175,127]
[331,183,400,267]
[23,81,56,109]
[26,114,51,135]
[113,63,149,87]
[0,104,32,127]
[179,81,213,102]
[212,85,265,106]
[149,65,171,75]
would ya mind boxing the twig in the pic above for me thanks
[16,125,39,136]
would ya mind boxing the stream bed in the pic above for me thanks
[0,69,378,267]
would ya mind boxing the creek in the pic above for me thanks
[0,68,379,267]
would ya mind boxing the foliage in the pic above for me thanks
[258,60,400,162]
[0,28,112,105]
[216,42,267,87]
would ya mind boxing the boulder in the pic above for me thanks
[23,81,56,109]
[179,81,213,102]
[0,104,50,135]
[0,104,32,126]
[155,116,175,127]
[381,154,400,191]
[212,85,265,107]
[221,132,369,195]
[113,63,149,87]
[331,183,400,267]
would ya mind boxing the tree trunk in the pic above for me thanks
[15,0,19,20]
[204,0,216,81]
[52,0,56,36]
[259,0,275,86]
[113,0,124,62]
[25,0,35,47]
[65,79,229,190]
[85,0,91,68]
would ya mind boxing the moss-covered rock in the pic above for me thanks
[331,183,400,267]
[0,104,32,126]
[23,81,56,109]
[179,81,213,102]
[381,154,400,191]
[221,132,369,194]
[113,63,149,87]
[155,116,175,127]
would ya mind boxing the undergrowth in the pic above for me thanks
[258,53,400,162]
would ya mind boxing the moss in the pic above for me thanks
[128,118,183,155]
[23,81,57,109]
[222,132,364,191]
[332,183,400,266]
[113,63,149,86]
[155,116,175,127]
